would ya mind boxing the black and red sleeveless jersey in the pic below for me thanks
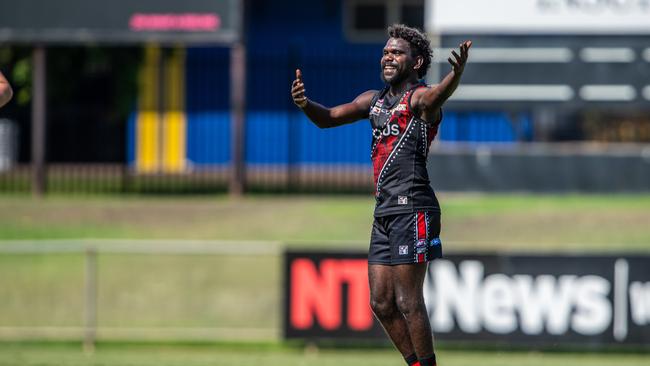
[369,84,441,217]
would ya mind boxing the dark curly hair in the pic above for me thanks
[387,24,432,78]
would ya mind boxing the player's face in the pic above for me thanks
[381,38,415,85]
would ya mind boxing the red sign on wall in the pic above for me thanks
[284,252,385,339]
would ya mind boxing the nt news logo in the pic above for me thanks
[284,252,650,345]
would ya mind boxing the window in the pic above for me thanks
[401,3,424,30]
[345,0,425,42]
[354,4,387,31]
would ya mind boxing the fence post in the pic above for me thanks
[84,247,97,353]
[31,46,47,197]
[229,42,247,196]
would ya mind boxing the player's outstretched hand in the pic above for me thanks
[291,69,308,108]
[448,40,472,75]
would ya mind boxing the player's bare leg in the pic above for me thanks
[368,264,417,360]
[393,262,436,365]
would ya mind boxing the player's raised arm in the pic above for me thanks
[412,41,471,114]
[0,71,13,108]
[291,69,375,128]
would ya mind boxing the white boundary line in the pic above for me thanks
[1,239,645,255]
[0,326,278,341]
[0,239,282,255]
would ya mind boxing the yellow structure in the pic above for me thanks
[135,45,187,173]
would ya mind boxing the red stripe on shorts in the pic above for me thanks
[417,211,426,240]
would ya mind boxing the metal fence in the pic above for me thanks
[2,142,650,195]
[0,240,282,350]
[0,163,373,194]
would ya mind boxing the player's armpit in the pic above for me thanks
[422,108,442,127]
[410,87,441,114]
[351,89,377,117]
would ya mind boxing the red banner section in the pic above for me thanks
[290,258,373,331]
[284,252,385,339]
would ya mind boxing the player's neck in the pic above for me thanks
[388,77,420,97]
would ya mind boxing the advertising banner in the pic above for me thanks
[426,0,650,34]
[284,251,650,346]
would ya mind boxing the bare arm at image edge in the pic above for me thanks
[0,71,13,108]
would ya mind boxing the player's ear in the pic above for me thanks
[414,55,424,71]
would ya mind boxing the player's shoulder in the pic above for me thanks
[355,89,381,108]
[412,83,433,94]
[410,83,433,101]
[360,89,379,98]
[409,83,436,107]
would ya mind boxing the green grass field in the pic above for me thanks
[0,343,648,366]
[1,193,649,365]
[2,193,650,251]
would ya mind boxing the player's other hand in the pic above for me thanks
[448,40,472,75]
[291,69,308,108]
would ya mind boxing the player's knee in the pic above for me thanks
[395,294,422,317]
[370,295,396,319]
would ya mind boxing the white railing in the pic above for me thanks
[0,239,283,351]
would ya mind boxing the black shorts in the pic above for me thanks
[368,211,442,265]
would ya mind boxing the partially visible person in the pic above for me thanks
[0,71,13,108]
